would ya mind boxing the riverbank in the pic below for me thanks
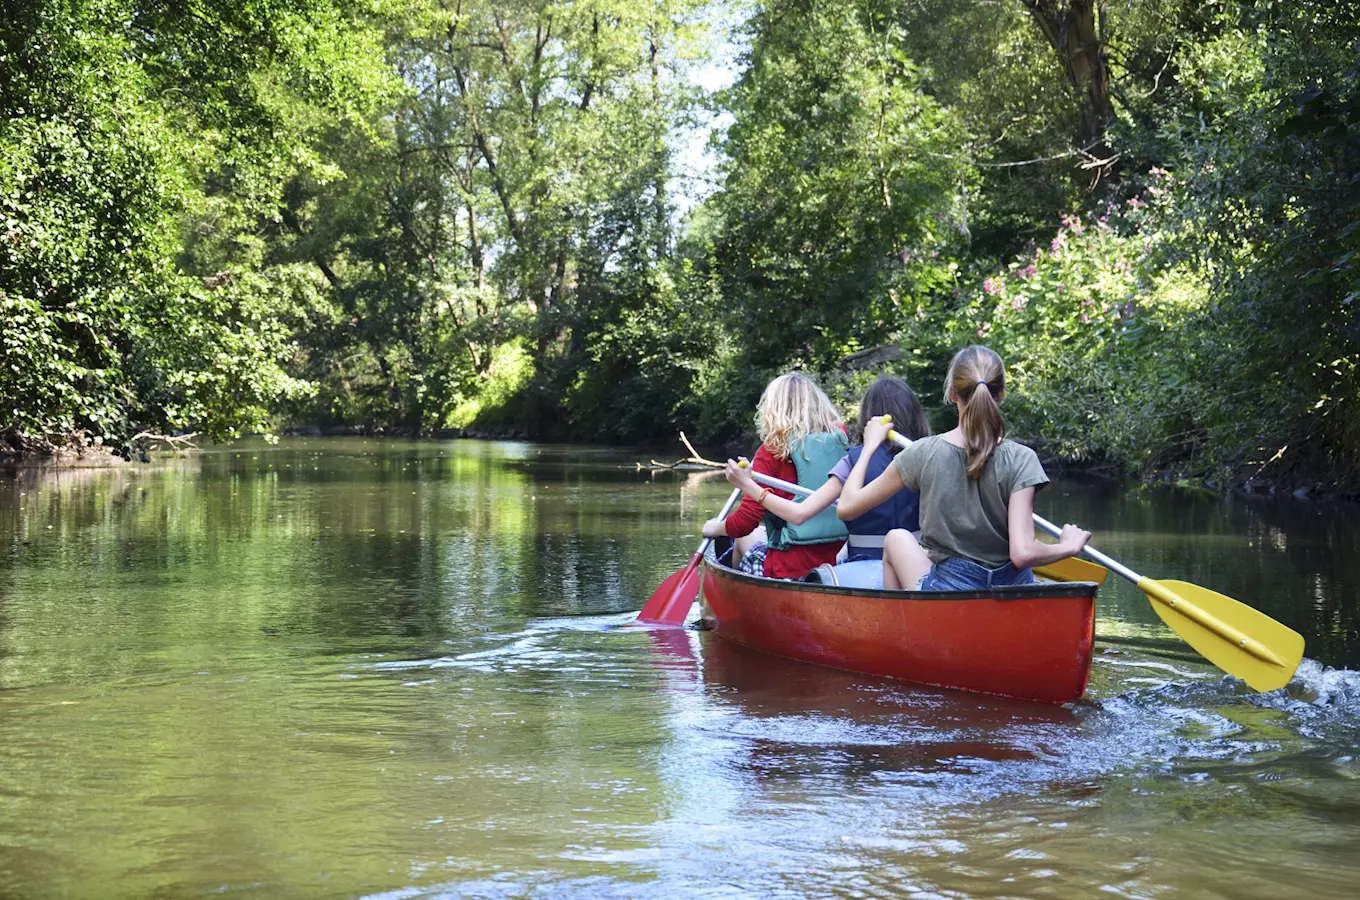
[0,445,131,470]
[6,425,1358,505]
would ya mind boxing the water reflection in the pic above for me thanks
[1,439,1359,898]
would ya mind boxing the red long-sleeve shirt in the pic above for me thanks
[723,443,844,580]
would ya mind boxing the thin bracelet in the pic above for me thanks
[756,487,770,505]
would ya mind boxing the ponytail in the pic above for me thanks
[944,345,1007,479]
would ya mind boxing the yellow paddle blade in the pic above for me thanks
[1035,555,1109,585]
[1139,578,1305,692]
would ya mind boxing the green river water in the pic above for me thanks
[1,437,1358,899]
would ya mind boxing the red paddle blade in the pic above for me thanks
[636,553,701,626]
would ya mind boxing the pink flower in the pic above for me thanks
[1019,264,1037,280]
[1127,196,1146,209]
[1011,295,1026,310]
[983,277,999,294]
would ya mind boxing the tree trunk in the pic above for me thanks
[649,27,670,250]
[1019,0,1115,157]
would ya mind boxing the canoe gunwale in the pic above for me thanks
[701,543,1099,603]
[699,543,1099,703]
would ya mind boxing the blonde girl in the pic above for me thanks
[701,372,848,579]
[721,375,931,588]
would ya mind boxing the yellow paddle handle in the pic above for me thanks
[1136,576,1287,667]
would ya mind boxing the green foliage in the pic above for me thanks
[265,0,712,434]
[446,339,536,430]
[3,0,1358,492]
[711,0,971,373]
[562,253,725,443]
[950,173,1206,473]
[0,0,390,451]
[932,0,1360,487]
[1149,2,1360,484]
[886,0,1092,255]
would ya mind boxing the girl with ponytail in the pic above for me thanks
[838,346,1091,591]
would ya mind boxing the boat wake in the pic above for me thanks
[1264,657,1360,709]
[365,617,1360,805]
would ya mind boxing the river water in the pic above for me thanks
[1,438,1358,899]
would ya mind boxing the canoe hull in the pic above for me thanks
[699,551,1097,704]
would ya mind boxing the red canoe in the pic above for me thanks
[698,546,1099,704]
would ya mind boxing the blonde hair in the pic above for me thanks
[756,372,843,460]
[944,345,1007,479]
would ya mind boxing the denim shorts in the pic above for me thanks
[916,556,1035,591]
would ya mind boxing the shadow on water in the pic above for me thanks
[637,627,1092,792]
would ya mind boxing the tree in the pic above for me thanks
[270,0,711,432]
[710,0,972,377]
[0,0,392,452]
[1018,1,1115,153]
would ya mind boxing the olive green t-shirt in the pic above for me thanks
[891,436,1049,568]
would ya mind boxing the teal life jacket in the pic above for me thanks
[763,431,850,550]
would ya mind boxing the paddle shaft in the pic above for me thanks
[1030,513,1137,582]
[704,487,746,552]
[733,462,815,499]
[1030,513,1285,666]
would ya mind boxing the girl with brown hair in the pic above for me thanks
[838,345,1091,591]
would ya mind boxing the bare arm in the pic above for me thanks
[724,459,842,524]
[1006,487,1091,568]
